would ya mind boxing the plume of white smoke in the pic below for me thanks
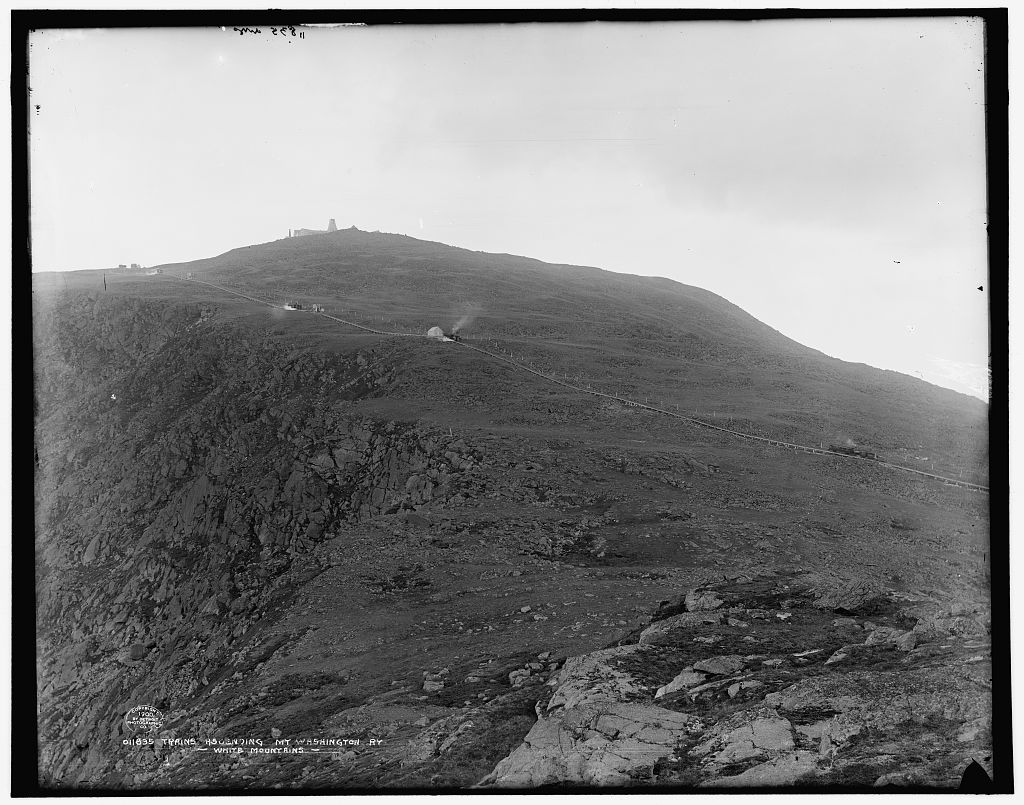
[451,304,482,334]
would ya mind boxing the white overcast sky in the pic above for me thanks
[28,18,990,399]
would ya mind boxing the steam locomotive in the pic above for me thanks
[828,444,879,461]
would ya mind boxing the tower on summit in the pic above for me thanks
[289,218,340,237]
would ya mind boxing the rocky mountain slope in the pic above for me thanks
[32,231,992,791]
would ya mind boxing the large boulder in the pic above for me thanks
[652,587,724,621]
[655,669,707,700]
[812,579,886,615]
[692,655,746,676]
[482,701,693,787]
[547,646,648,710]
[707,752,820,788]
[128,644,148,661]
[638,612,724,646]
[686,589,725,612]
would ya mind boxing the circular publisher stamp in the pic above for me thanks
[124,704,164,735]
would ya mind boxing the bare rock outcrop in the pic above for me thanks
[480,646,694,787]
[481,572,992,790]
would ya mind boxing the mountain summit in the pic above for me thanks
[157,228,987,484]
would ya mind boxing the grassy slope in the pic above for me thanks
[44,227,986,484]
